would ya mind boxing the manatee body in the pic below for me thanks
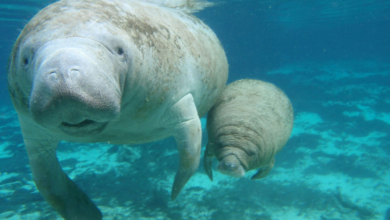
[7,0,228,219]
[204,79,293,181]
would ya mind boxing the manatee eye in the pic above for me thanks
[116,47,124,55]
[22,57,29,66]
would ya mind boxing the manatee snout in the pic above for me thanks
[29,39,121,135]
[218,154,245,178]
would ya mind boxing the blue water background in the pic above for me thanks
[1,0,390,219]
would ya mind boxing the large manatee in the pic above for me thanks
[7,0,228,219]
[204,79,293,181]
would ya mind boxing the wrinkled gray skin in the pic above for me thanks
[204,79,293,181]
[7,0,228,219]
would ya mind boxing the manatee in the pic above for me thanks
[7,0,228,219]
[204,79,293,181]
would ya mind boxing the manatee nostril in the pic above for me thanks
[47,71,58,81]
[223,162,237,170]
[68,68,80,79]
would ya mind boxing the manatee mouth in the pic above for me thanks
[59,119,108,136]
[61,119,96,128]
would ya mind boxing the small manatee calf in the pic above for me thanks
[204,79,293,180]
[7,0,228,219]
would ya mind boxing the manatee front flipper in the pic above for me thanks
[20,120,102,220]
[251,157,275,180]
[161,94,202,200]
[203,143,215,181]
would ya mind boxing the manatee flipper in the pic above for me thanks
[204,143,214,181]
[21,121,102,220]
[251,157,275,180]
[161,94,201,200]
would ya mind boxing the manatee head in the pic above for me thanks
[8,1,134,137]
